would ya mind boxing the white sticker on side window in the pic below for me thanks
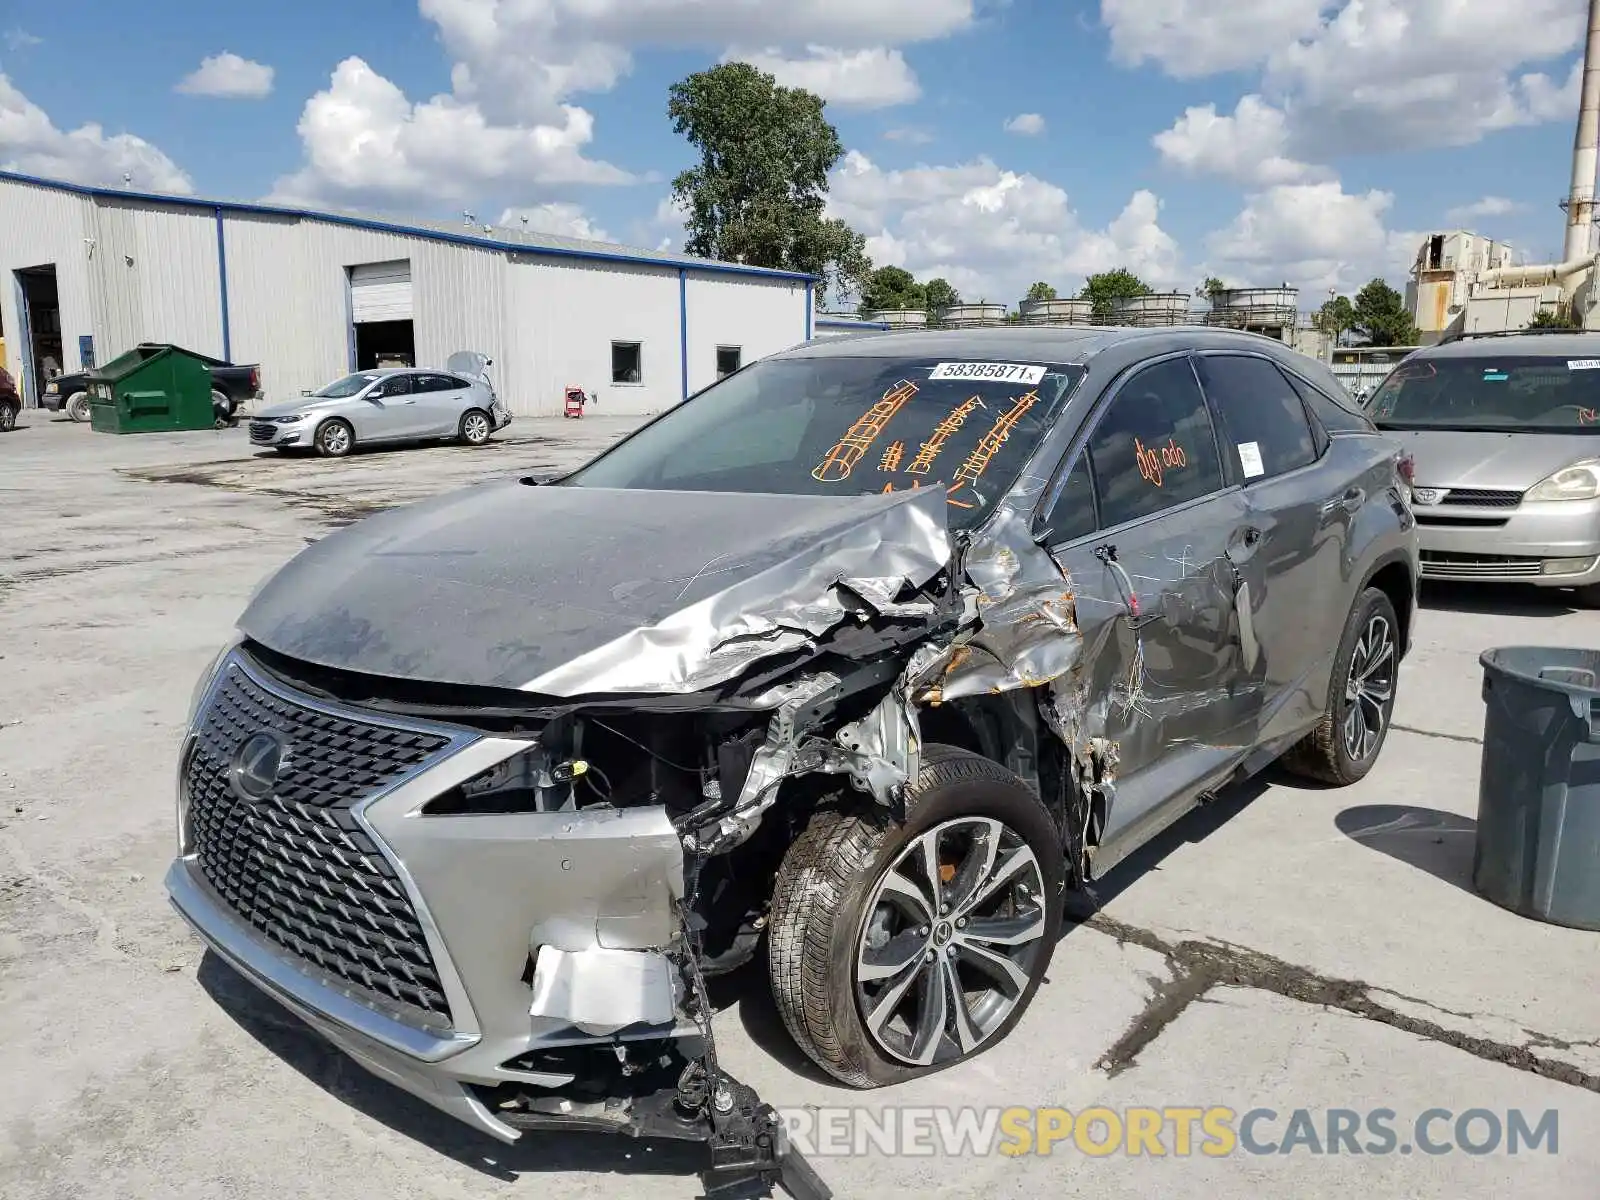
[929,362,1048,385]
[1238,441,1265,479]
[1569,359,1600,370]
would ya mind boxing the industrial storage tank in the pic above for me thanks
[1206,286,1300,330]
[872,309,930,329]
[1110,292,1191,326]
[936,303,1008,328]
[1018,296,1093,326]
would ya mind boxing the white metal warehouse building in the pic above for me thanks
[0,171,817,418]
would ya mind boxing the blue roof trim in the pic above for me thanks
[0,169,817,284]
[815,317,891,330]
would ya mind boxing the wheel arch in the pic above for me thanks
[1358,551,1417,659]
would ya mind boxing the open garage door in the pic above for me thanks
[350,260,413,322]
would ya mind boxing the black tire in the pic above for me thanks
[459,408,492,446]
[1573,583,1600,609]
[314,417,354,458]
[0,402,15,432]
[1282,586,1400,785]
[66,391,91,423]
[768,744,1064,1088]
[212,389,235,429]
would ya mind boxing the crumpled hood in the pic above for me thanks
[239,479,953,696]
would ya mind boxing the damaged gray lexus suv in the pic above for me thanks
[167,326,1417,1196]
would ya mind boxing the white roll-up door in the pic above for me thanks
[349,260,413,323]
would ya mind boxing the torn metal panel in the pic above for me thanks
[528,946,682,1035]
[237,480,951,697]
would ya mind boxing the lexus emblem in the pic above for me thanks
[232,732,286,801]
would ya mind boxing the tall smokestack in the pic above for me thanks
[1564,0,1600,262]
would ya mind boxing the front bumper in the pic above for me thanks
[248,419,312,447]
[1414,495,1600,586]
[166,652,695,1143]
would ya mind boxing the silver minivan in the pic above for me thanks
[1366,331,1600,605]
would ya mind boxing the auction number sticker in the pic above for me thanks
[1569,359,1600,370]
[930,362,1048,385]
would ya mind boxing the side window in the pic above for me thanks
[378,374,413,397]
[1044,454,1097,544]
[1283,366,1373,434]
[413,375,444,393]
[1086,357,1224,528]
[1195,355,1318,481]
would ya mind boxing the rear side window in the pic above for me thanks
[1087,356,1224,529]
[1195,354,1319,482]
[1284,367,1375,433]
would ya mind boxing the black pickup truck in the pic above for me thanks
[42,344,262,426]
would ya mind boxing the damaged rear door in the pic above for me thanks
[1039,353,1262,864]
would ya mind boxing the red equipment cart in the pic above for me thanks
[563,386,587,418]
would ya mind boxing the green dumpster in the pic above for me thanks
[87,344,214,434]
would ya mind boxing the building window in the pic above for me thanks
[716,346,742,379]
[612,341,643,384]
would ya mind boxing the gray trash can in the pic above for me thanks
[1474,647,1600,931]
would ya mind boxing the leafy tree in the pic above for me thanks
[1528,307,1580,329]
[860,266,927,315]
[1199,275,1228,302]
[669,62,871,303]
[925,277,960,311]
[1351,278,1419,347]
[1080,268,1152,322]
[1314,295,1357,341]
[1026,281,1057,302]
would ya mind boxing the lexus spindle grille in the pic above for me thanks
[184,658,456,1025]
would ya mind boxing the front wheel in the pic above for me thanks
[66,392,91,423]
[768,745,1064,1088]
[1282,586,1400,785]
[459,408,492,446]
[0,402,15,432]
[314,418,354,458]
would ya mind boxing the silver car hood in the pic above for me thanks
[254,397,349,419]
[1389,428,1600,490]
[238,480,953,696]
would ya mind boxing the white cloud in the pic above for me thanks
[1516,58,1584,123]
[1444,195,1525,226]
[498,202,610,242]
[1004,112,1046,136]
[1153,95,1327,186]
[729,46,920,108]
[4,28,42,51]
[421,0,974,122]
[1102,0,1326,77]
[0,72,191,192]
[828,150,1183,302]
[270,57,630,209]
[176,52,275,99]
[1205,181,1421,294]
[884,126,934,144]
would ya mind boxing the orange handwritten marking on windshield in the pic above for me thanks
[945,391,1038,509]
[882,480,924,493]
[880,440,906,472]
[907,396,987,475]
[812,380,919,482]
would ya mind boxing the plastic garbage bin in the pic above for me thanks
[1474,647,1600,931]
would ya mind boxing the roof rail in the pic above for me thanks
[1435,325,1592,346]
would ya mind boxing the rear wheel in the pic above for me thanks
[212,389,234,429]
[0,402,15,432]
[1283,586,1400,785]
[66,391,91,423]
[459,408,492,446]
[1573,583,1600,609]
[314,418,354,458]
[768,745,1064,1088]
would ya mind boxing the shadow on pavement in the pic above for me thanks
[1334,804,1478,892]
[197,952,709,1185]
[1420,580,1579,618]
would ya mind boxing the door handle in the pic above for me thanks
[1228,525,1263,564]
[1322,487,1363,516]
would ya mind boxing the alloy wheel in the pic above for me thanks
[854,817,1047,1067]
[463,412,490,444]
[1343,613,1396,762]
[320,423,351,455]
[0,405,13,431]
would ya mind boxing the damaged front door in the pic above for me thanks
[1040,354,1261,863]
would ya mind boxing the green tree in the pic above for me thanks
[1026,281,1057,302]
[1080,268,1152,322]
[860,266,927,315]
[926,277,960,311]
[1199,275,1228,302]
[1528,307,1580,329]
[1314,294,1357,341]
[669,61,871,303]
[1351,278,1419,346]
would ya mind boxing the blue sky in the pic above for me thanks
[0,0,1589,305]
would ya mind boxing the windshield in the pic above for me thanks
[1369,356,1600,433]
[313,372,380,398]
[563,355,1085,526]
